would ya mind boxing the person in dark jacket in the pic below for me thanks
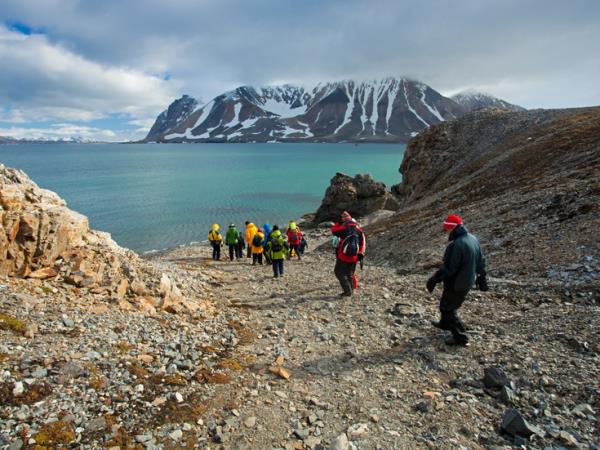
[427,213,488,346]
[331,211,366,297]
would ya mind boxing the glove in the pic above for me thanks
[476,274,489,291]
[357,253,364,262]
[426,276,437,293]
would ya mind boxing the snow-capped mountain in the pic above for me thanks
[144,78,467,143]
[451,90,525,113]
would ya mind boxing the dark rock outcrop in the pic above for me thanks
[314,173,400,223]
[369,107,600,283]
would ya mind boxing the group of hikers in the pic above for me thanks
[208,210,487,347]
[207,220,307,277]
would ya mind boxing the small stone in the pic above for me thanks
[269,366,291,380]
[244,416,257,428]
[31,368,47,378]
[294,428,309,440]
[13,381,24,396]
[62,316,75,327]
[501,408,543,438]
[169,429,183,441]
[559,430,578,446]
[500,386,518,404]
[135,384,144,393]
[137,354,154,364]
[483,367,510,389]
[370,415,380,423]
[174,392,184,403]
[347,423,369,438]
[152,396,167,406]
[182,423,192,431]
[85,417,107,433]
[330,433,349,450]
[135,434,152,443]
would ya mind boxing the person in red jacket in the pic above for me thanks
[331,211,366,297]
[286,220,303,260]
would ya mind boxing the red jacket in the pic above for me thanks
[287,228,303,244]
[331,219,366,263]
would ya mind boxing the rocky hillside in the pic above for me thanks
[0,164,212,314]
[451,90,525,112]
[363,107,600,292]
[143,78,468,143]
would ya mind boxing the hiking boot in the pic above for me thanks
[339,292,352,298]
[444,335,469,347]
[430,320,451,331]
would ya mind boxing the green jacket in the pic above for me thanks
[266,230,289,260]
[433,225,486,292]
[225,227,240,245]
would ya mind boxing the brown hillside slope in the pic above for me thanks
[368,107,600,293]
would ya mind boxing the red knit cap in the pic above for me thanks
[341,211,352,221]
[443,213,463,231]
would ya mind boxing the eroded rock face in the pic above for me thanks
[314,173,400,224]
[0,164,203,314]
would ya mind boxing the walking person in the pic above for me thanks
[426,214,488,346]
[251,227,265,265]
[286,221,303,260]
[331,211,365,297]
[262,223,272,264]
[208,223,223,261]
[245,221,258,258]
[225,224,241,261]
[236,233,245,259]
[266,227,289,278]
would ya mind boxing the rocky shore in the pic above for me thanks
[1,107,599,449]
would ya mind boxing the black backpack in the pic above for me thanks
[252,234,262,247]
[270,237,283,253]
[341,227,360,257]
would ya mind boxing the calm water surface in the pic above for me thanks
[0,143,405,252]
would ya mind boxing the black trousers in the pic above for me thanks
[246,242,252,258]
[236,243,244,259]
[211,242,221,260]
[252,253,263,265]
[334,259,356,295]
[288,244,301,259]
[228,244,236,261]
[438,288,469,343]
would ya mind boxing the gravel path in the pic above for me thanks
[1,233,598,449]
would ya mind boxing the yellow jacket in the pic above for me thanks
[208,224,222,242]
[251,232,264,254]
[245,223,258,244]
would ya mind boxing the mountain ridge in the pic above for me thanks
[144,77,522,144]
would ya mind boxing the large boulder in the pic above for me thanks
[314,173,400,224]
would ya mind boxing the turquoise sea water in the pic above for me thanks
[0,143,405,253]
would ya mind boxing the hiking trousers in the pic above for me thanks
[438,288,469,343]
[272,259,284,277]
[236,244,244,259]
[211,243,221,260]
[288,244,301,260]
[228,245,236,261]
[252,253,263,265]
[335,259,356,295]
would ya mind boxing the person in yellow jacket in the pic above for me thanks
[245,221,258,259]
[208,223,222,260]
[251,228,265,265]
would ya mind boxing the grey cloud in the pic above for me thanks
[1,0,599,123]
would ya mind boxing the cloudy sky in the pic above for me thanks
[1,0,598,141]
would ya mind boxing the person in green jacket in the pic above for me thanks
[266,226,289,278]
[225,224,241,261]
[426,214,488,346]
